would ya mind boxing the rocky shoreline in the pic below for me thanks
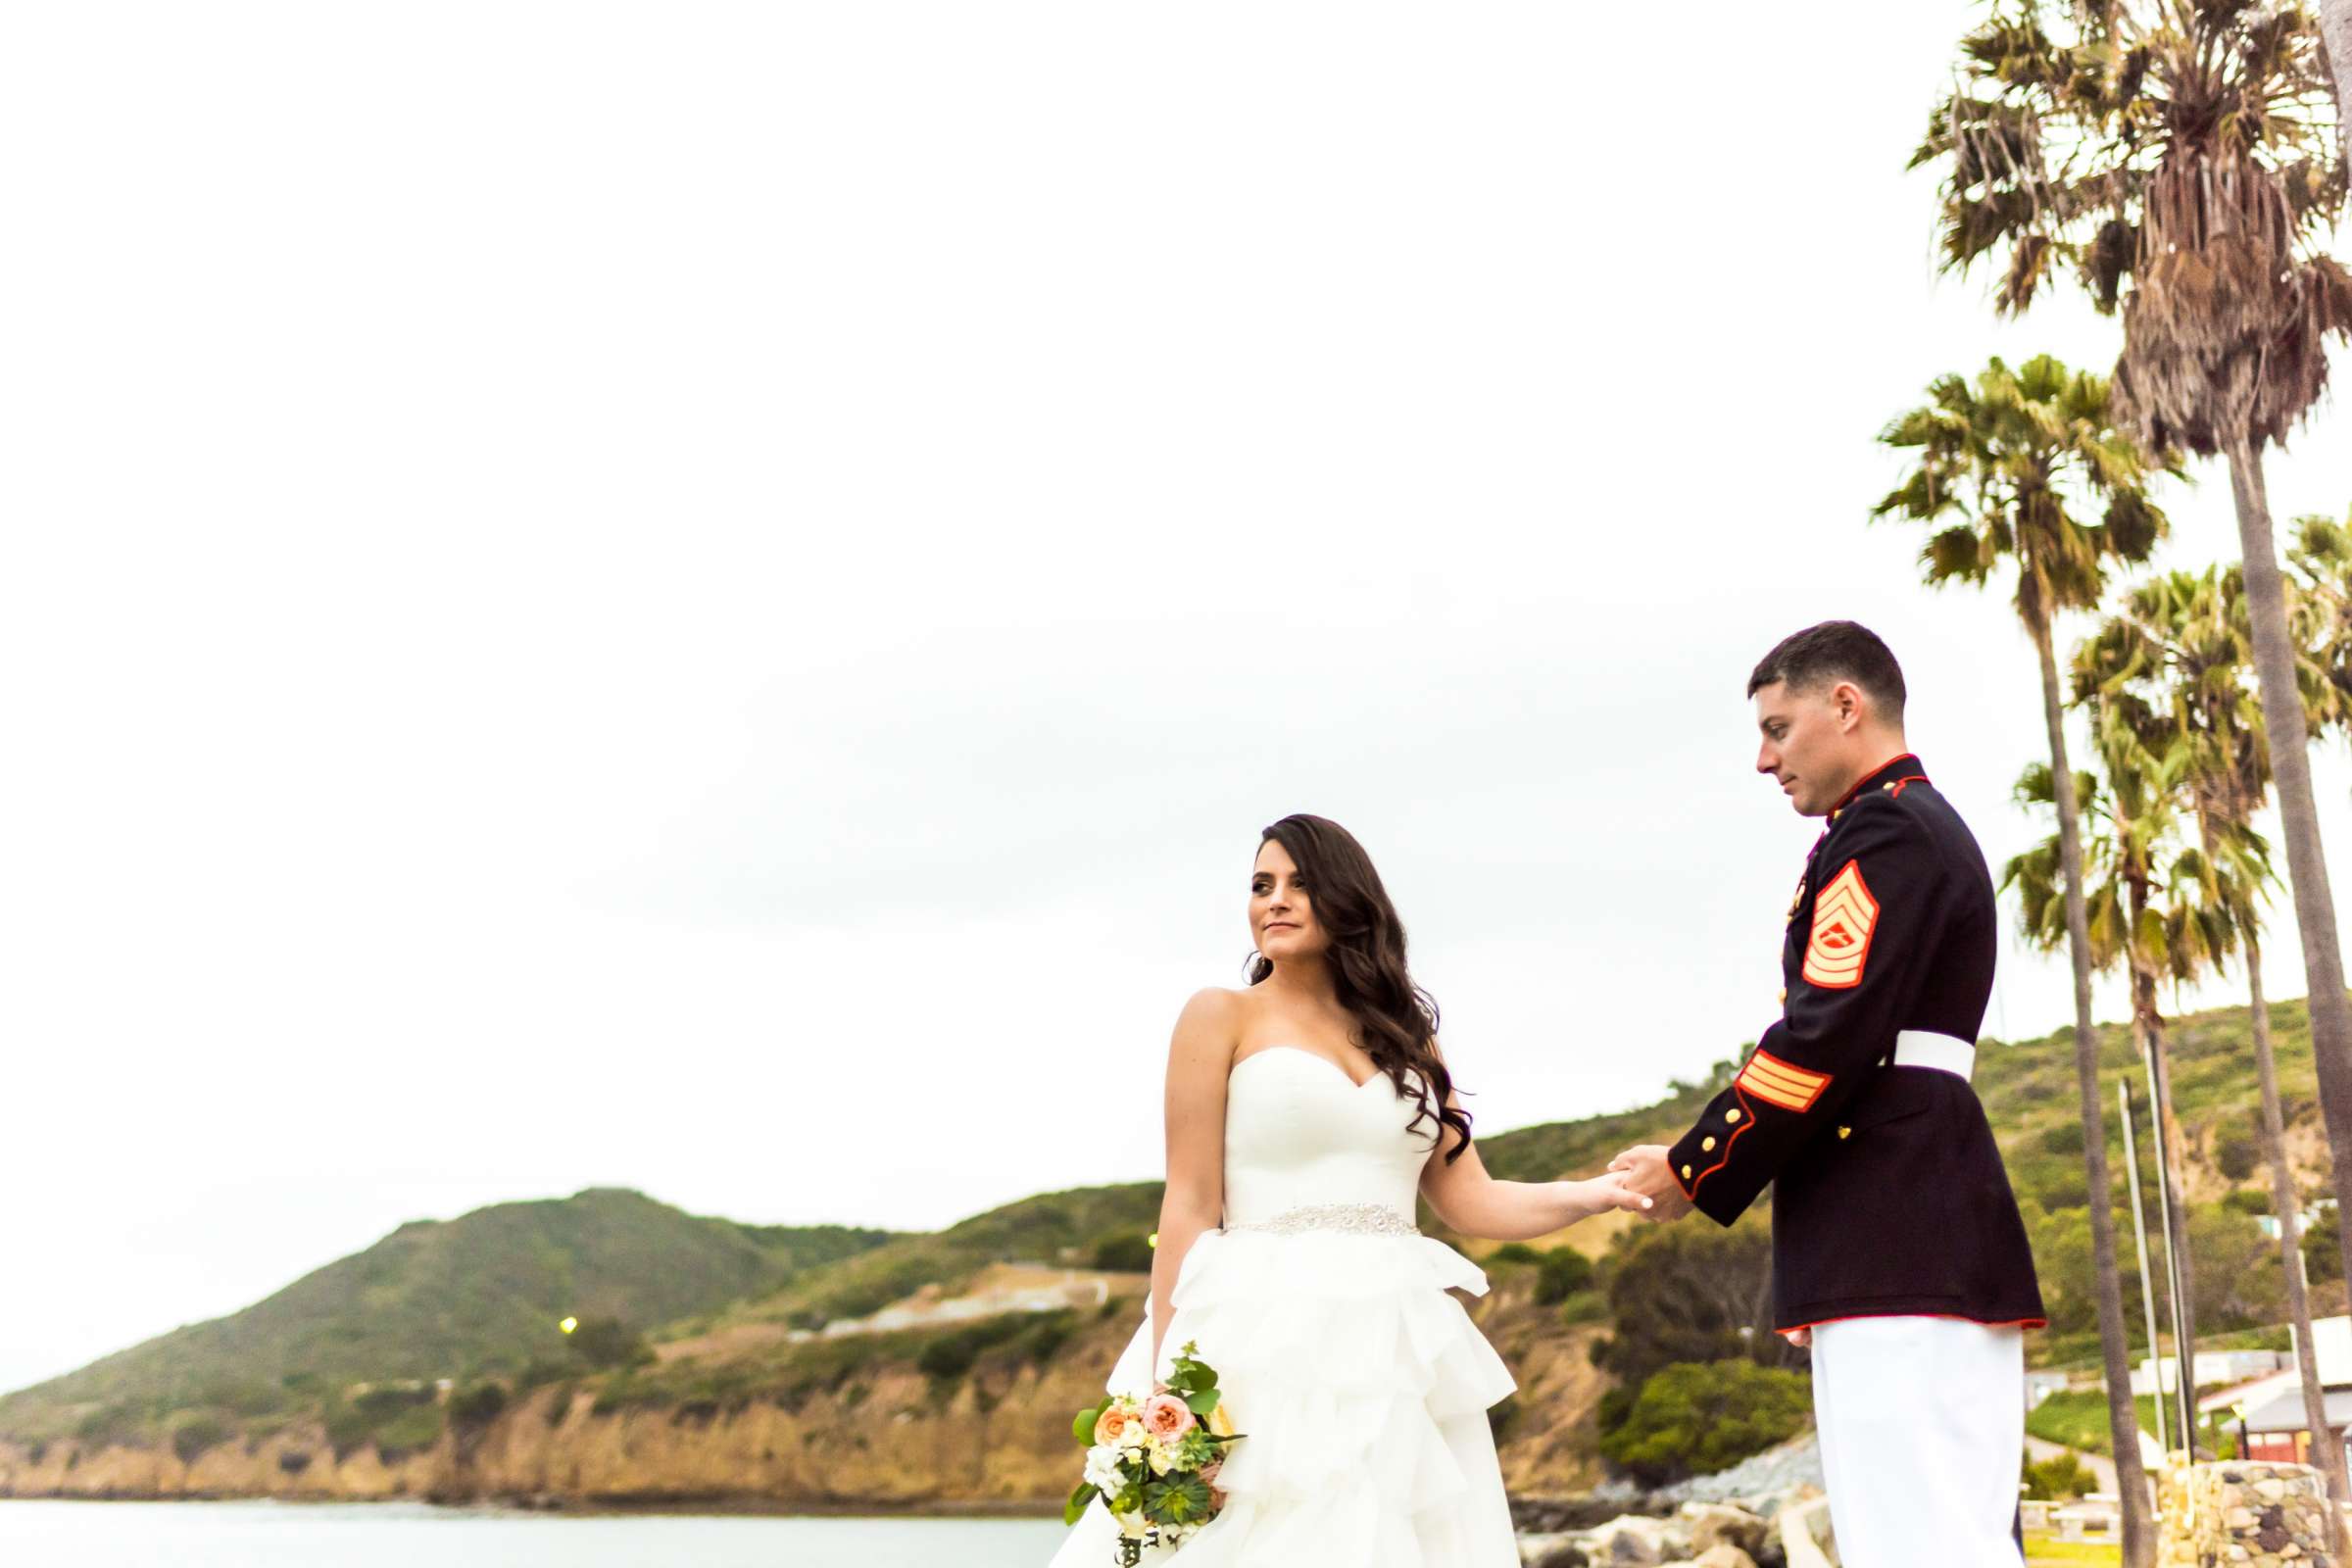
[0,1392,1833,1565]
[1509,1435,1829,1568]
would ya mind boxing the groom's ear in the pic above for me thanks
[1831,679,1868,731]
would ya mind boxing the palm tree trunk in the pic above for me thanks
[2136,986,2200,1450]
[2251,939,2351,1548]
[2227,439,2352,1297]
[2033,610,2157,1564]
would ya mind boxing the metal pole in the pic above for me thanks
[2121,1081,2170,1458]
[2142,1048,2198,1453]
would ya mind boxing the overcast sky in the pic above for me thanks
[4,4,2349,1397]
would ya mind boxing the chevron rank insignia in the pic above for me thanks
[1737,1049,1833,1112]
[1801,860,1878,989]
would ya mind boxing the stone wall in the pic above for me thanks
[2157,1459,2336,1567]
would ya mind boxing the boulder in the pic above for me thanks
[1583,1514,1683,1564]
[1680,1502,1769,1560]
[1526,1543,1591,1568]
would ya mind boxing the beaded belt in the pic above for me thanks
[1225,1201,1419,1238]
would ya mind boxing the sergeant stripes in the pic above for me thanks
[1736,1049,1832,1112]
[1801,860,1879,990]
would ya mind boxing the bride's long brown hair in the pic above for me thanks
[1248,813,1475,1163]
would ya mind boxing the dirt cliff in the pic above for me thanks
[0,1265,1607,1508]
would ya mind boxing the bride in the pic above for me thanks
[1050,813,1651,1566]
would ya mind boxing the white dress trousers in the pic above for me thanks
[1809,1314,2028,1567]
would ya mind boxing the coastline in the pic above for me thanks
[0,1492,1066,1520]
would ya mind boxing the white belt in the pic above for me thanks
[1893,1030,1975,1079]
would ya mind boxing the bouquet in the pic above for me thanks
[1064,1340,1245,1564]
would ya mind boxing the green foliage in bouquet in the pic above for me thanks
[1062,1340,1246,1534]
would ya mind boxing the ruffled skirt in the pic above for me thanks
[1045,1225,1520,1567]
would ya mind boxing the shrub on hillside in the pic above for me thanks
[514,1359,571,1392]
[447,1382,508,1429]
[2305,1206,2343,1284]
[1535,1248,1594,1306]
[171,1415,229,1465]
[1597,1360,1812,1486]
[73,1403,142,1448]
[2190,1207,2284,1331]
[2215,1125,2261,1183]
[1088,1232,1155,1273]
[564,1316,654,1370]
[2038,1120,2086,1155]
[1559,1291,1608,1326]
[915,1312,1036,1382]
[2015,1159,2090,1212]
[370,1402,444,1460]
[2024,1450,2094,1500]
[1486,1243,1542,1266]
[324,1383,439,1460]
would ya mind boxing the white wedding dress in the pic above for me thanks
[1047,1046,1521,1567]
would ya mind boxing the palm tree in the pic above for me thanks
[2286,510,2352,728]
[2077,571,2347,1520]
[1875,353,2170,1549]
[2005,724,2209,1446]
[1915,0,2352,1359]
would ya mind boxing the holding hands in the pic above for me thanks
[1568,1169,1656,1221]
[1607,1146,1694,1224]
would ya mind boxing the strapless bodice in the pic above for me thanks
[1220,1046,1440,1231]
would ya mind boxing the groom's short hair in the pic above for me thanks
[1747,621,1906,720]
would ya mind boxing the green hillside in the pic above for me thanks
[1,996,2319,1457]
[0,1187,898,1444]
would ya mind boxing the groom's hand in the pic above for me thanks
[1609,1146,1693,1223]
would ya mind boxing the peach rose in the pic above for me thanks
[1093,1403,1133,1446]
[1142,1393,1195,1439]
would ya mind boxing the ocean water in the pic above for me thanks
[0,1500,1074,1567]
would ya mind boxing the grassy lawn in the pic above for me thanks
[2026,1388,2235,1459]
[2026,1533,2122,1565]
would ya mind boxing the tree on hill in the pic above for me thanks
[1590,1220,1802,1415]
[1875,351,2171,1546]
[1914,0,2352,1379]
[2007,709,2225,1434]
[1597,1360,1813,1488]
[2078,561,2347,1512]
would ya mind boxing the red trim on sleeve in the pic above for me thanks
[1686,1083,1759,1200]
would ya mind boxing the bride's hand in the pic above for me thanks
[1574,1172,1654,1218]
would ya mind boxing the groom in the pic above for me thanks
[1612,622,2044,1568]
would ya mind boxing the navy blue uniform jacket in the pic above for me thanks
[1666,754,2045,1333]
